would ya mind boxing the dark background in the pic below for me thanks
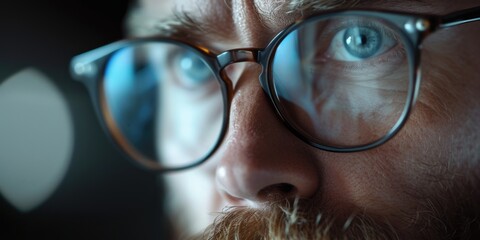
[0,1,170,239]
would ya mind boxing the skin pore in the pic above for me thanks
[129,0,480,239]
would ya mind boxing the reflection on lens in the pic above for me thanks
[103,42,224,169]
[271,15,411,148]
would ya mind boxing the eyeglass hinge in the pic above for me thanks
[70,57,99,82]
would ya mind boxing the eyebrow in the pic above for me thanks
[288,0,361,12]
[165,0,362,32]
[126,0,361,43]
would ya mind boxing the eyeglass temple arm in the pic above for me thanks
[440,6,480,28]
[70,41,128,81]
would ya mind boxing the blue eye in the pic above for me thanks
[175,51,213,88]
[343,27,382,59]
[327,24,396,62]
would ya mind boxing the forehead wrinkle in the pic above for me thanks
[251,0,358,35]
[129,0,436,49]
[232,0,362,46]
[132,0,363,47]
[131,0,357,38]
[252,0,300,34]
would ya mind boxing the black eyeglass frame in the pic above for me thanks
[71,6,480,172]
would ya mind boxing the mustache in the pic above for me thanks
[189,199,399,240]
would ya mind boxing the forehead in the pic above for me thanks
[138,0,441,19]
[139,0,293,19]
[134,0,448,49]
[138,0,302,43]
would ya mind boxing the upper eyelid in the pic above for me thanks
[321,18,401,41]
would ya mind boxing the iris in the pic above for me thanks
[343,26,382,59]
[178,51,212,88]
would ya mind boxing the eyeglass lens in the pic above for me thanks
[271,15,410,148]
[103,43,225,169]
[101,15,412,169]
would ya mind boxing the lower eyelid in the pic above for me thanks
[310,45,407,77]
[170,73,221,101]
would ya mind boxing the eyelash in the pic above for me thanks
[312,20,406,70]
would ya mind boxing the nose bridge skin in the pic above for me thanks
[213,64,321,207]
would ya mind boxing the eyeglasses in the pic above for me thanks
[71,6,480,172]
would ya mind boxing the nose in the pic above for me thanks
[214,65,321,206]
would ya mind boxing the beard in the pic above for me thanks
[188,199,399,240]
[182,178,480,240]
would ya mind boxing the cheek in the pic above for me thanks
[412,26,479,138]
[403,23,480,143]
[370,25,480,195]
[317,149,425,227]
[416,23,480,122]
[163,169,222,235]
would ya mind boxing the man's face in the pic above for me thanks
[134,0,480,238]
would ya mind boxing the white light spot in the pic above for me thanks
[346,36,353,45]
[0,68,74,212]
[416,19,430,32]
[404,21,416,33]
[180,57,193,70]
[217,166,227,179]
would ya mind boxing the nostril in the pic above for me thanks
[257,183,298,202]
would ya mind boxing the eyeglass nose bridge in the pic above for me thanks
[216,48,269,91]
[216,49,262,69]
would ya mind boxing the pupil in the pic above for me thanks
[355,35,368,46]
